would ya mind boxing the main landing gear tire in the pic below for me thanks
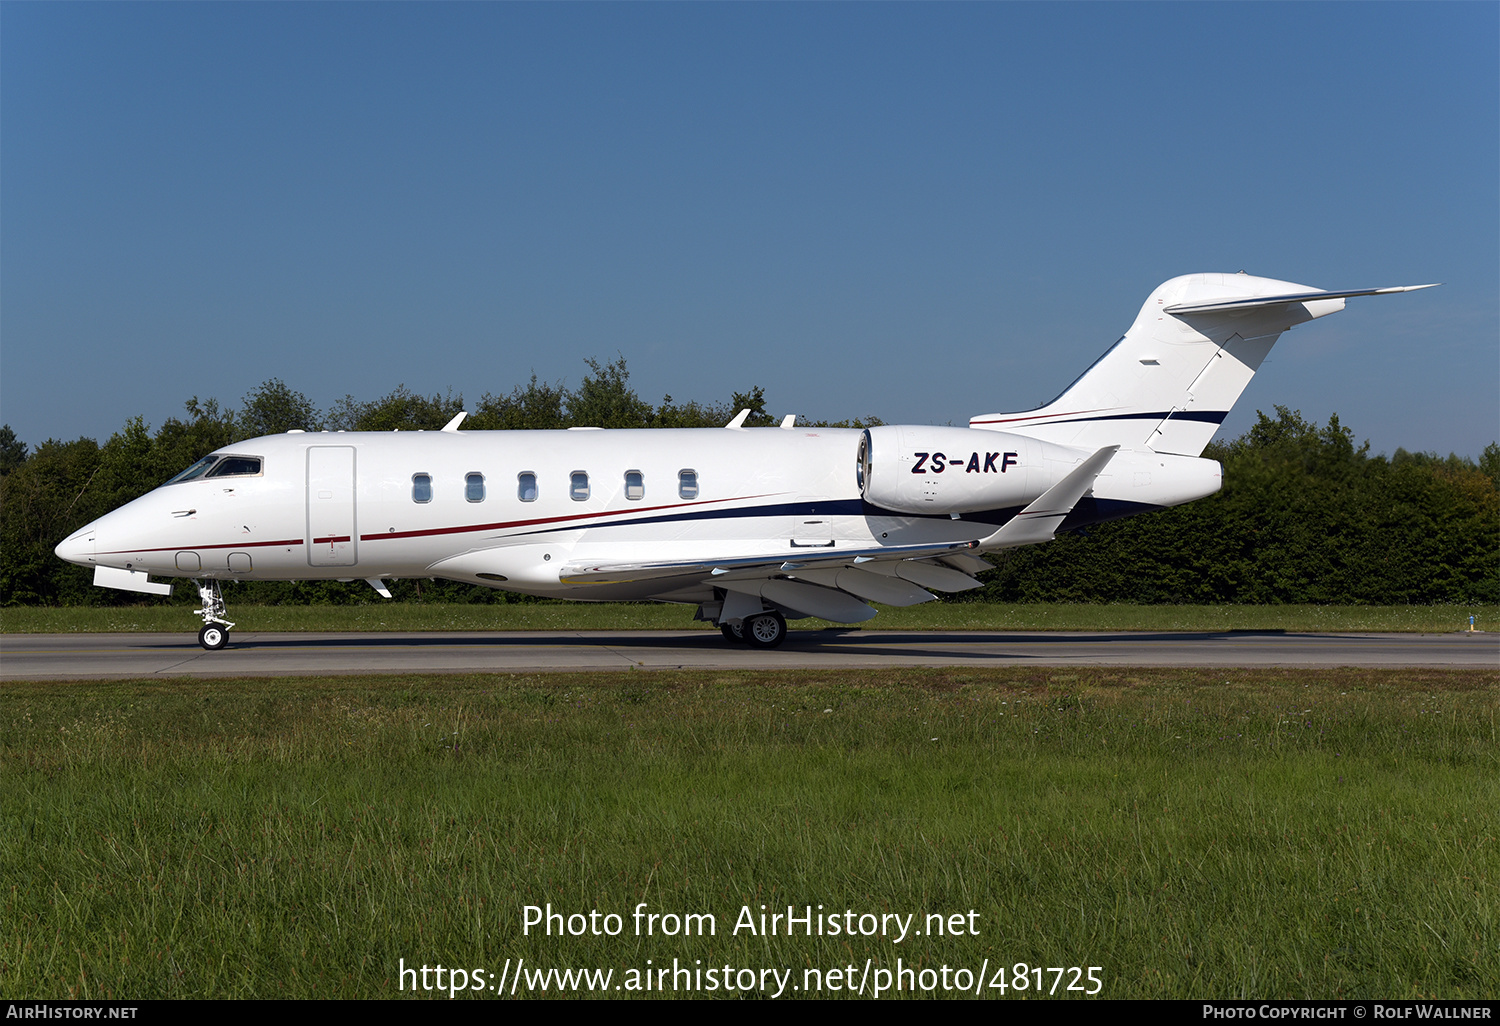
[720,622,745,643]
[743,611,787,649]
[198,623,230,651]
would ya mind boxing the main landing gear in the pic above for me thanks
[192,579,236,650]
[719,610,787,649]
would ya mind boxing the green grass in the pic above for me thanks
[1,601,1491,634]
[2,668,1495,999]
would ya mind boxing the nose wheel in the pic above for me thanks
[198,623,230,650]
[192,579,236,651]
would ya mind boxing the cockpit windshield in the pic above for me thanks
[206,456,262,478]
[164,456,219,485]
[164,455,263,485]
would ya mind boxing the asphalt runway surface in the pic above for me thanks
[3,629,1495,680]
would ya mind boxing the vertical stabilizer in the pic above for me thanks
[969,273,1435,457]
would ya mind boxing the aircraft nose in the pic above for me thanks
[54,527,96,566]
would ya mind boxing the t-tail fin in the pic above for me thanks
[970,273,1437,457]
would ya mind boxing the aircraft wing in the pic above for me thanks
[562,539,991,622]
[558,539,984,586]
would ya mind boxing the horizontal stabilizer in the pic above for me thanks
[985,446,1118,549]
[1164,284,1438,315]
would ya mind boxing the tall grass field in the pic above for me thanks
[1,667,1494,999]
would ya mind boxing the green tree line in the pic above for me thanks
[2,362,1495,607]
[0,360,877,606]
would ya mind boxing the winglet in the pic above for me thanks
[780,414,796,429]
[441,412,468,433]
[725,409,751,430]
[985,446,1118,548]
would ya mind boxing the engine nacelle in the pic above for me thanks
[858,426,1087,515]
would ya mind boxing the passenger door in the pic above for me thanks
[306,446,358,566]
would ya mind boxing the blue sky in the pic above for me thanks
[3,3,1495,457]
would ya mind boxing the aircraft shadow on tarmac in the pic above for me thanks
[133,628,1343,658]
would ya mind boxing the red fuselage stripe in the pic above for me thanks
[99,538,305,556]
[95,494,775,556]
[357,493,772,543]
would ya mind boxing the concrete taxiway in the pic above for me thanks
[3,630,1495,680]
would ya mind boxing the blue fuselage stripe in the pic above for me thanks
[507,496,1159,538]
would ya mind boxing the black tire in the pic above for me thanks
[720,622,746,643]
[743,611,787,649]
[198,623,229,651]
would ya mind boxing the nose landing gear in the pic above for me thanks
[193,579,236,650]
[198,622,229,650]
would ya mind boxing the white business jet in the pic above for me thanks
[55,273,1435,650]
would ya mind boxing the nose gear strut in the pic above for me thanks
[192,579,236,650]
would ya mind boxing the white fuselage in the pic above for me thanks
[54,425,1218,606]
[52,270,1431,635]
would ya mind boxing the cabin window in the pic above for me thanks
[205,456,262,478]
[570,471,590,501]
[624,470,644,501]
[412,474,433,503]
[465,472,485,502]
[678,469,698,499]
[517,472,538,502]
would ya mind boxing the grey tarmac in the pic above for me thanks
[2,629,1495,680]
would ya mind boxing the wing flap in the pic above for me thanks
[859,558,983,592]
[790,566,937,606]
[935,551,992,575]
[718,578,878,623]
